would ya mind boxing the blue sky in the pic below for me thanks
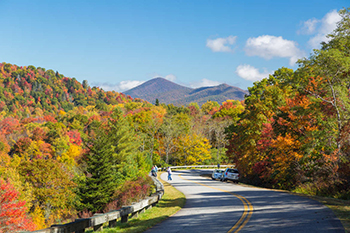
[0,1,348,91]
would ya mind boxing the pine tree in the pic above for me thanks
[109,108,145,179]
[77,107,147,213]
[77,122,117,213]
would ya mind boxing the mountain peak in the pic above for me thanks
[124,78,247,105]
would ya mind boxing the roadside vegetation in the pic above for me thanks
[88,175,185,233]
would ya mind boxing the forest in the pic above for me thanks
[0,8,349,233]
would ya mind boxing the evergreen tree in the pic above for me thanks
[109,108,147,179]
[77,107,148,213]
[77,122,117,213]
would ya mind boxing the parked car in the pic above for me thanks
[221,168,239,183]
[211,169,224,180]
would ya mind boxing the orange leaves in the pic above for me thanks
[306,76,324,93]
[269,133,302,184]
[0,180,36,232]
[0,117,20,135]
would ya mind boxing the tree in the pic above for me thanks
[296,8,350,162]
[0,179,36,232]
[226,68,293,176]
[77,108,147,213]
[19,159,76,224]
[176,133,211,165]
[158,116,182,164]
[77,121,118,213]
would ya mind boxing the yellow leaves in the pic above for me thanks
[177,133,211,165]
[58,110,66,116]
[58,144,82,167]
[30,205,46,230]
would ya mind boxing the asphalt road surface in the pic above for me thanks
[145,169,344,233]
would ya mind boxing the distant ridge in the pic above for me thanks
[124,78,248,105]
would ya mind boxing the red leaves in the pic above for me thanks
[0,180,36,232]
[0,118,20,135]
[67,130,82,146]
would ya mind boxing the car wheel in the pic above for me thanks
[212,177,215,180]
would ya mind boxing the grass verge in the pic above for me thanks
[89,175,185,233]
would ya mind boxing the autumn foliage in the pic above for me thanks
[0,180,35,232]
[0,8,349,232]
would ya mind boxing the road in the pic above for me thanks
[146,169,344,233]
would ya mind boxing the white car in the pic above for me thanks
[211,169,224,180]
[221,168,239,183]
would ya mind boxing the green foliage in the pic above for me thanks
[77,121,118,213]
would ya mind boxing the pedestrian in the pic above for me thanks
[151,166,157,177]
[154,165,158,173]
[167,167,172,181]
[217,163,220,169]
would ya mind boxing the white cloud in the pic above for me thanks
[245,35,305,65]
[298,18,319,35]
[206,36,237,52]
[236,64,271,81]
[93,80,145,92]
[164,74,177,81]
[306,9,341,48]
[190,78,221,88]
[152,73,177,82]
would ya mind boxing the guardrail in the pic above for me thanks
[29,176,164,233]
[161,164,234,171]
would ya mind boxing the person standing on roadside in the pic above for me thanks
[151,166,157,177]
[167,167,172,181]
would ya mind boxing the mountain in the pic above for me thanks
[124,78,248,106]
[0,62,135,114]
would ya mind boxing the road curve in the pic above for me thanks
[145,169,344,233]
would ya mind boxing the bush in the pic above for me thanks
[109,176,154,210]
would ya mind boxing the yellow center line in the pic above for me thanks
[178,174,253,233]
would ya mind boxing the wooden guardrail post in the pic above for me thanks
[121,214,128,223]
[109,219,117,228]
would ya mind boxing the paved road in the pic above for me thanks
[146,169,344,233]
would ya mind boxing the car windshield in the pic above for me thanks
[227,169,239,173]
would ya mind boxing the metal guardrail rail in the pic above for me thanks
[28,177,164,233]
[161,164,234,171]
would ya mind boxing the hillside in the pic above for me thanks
[124,78,248,105]
[0,62,136,115]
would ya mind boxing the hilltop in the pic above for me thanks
[0,62,137,115]
[124,78,248,105]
